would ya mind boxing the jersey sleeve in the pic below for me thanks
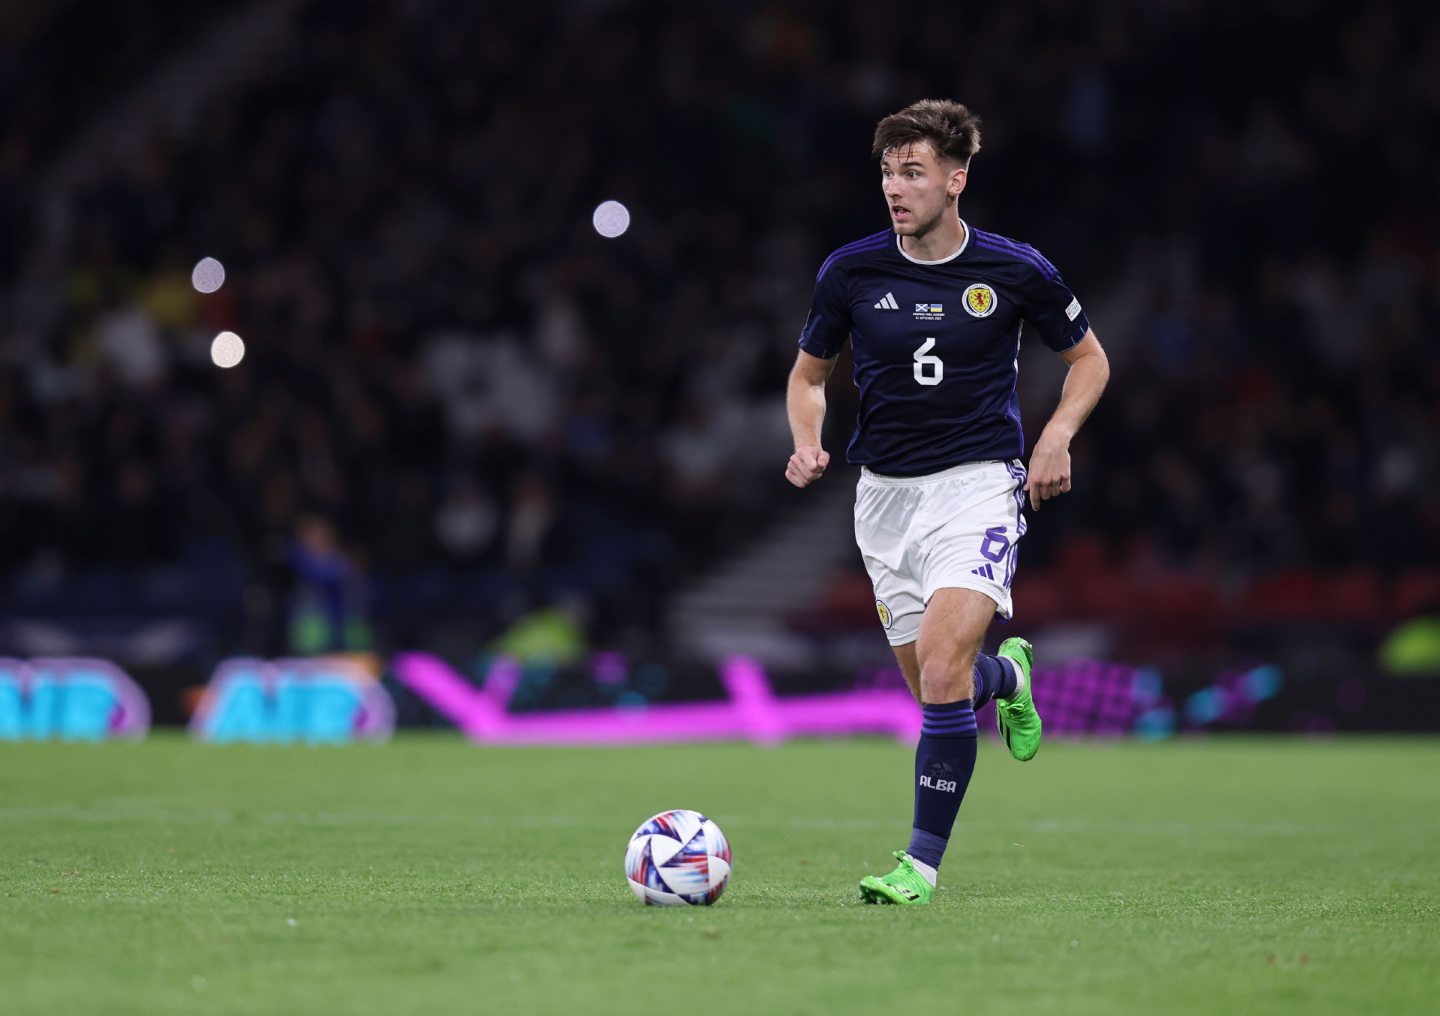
[1017,260,1091,352]
[797,262,852,359]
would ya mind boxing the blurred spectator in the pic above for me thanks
[288,514,370,654]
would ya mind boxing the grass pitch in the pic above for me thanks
[2,734,1437,1016]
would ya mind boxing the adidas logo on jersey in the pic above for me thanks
[971,563,996,580]
[873,292,899,310]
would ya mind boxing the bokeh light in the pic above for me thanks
[210,331,245,368]
[591,200,631,238]
[191,257,226,293]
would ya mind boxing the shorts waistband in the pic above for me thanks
[859,459,1012,487]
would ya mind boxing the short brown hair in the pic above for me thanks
[872,99,982,168]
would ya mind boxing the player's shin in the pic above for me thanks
[907,700,980,881]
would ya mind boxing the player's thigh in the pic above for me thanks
[915,586,995,678]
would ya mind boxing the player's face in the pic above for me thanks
[881,142,965,236]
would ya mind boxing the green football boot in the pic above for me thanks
[859,851,934,905]
[996,636,1041,761]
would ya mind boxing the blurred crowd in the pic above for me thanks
[1,0,1437,654]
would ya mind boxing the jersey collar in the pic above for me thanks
[895,219,970,265]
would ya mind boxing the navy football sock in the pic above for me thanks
[971,652,1017,710]
[906,700,979,870]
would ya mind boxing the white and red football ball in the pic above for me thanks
[625,809,732,906]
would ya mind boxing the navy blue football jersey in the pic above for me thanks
[798,223,1091,476]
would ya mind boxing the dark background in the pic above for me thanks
[1,0,1437,729]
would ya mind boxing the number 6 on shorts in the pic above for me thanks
[979,525,1009,563]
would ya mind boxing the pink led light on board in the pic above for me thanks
[392,653,921,746]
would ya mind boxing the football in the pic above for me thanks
[624,809,732,906]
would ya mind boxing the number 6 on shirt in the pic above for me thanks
[913,337,943,386]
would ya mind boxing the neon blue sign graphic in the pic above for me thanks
[189,658,395,744]
[0,658,151,741]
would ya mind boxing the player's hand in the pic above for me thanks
[786,445,830,488]
[1024,431,1072,511]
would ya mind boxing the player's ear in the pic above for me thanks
[949,166,968,200]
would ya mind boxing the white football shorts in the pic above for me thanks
[854,459,1028,646]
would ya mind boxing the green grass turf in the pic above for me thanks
[2,734,1438,1015]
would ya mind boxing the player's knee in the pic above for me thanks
[918,658,976,704]
[916,636,980,697]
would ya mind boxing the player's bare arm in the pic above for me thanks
[1026,328,1109,511]
[785,349,836,488]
